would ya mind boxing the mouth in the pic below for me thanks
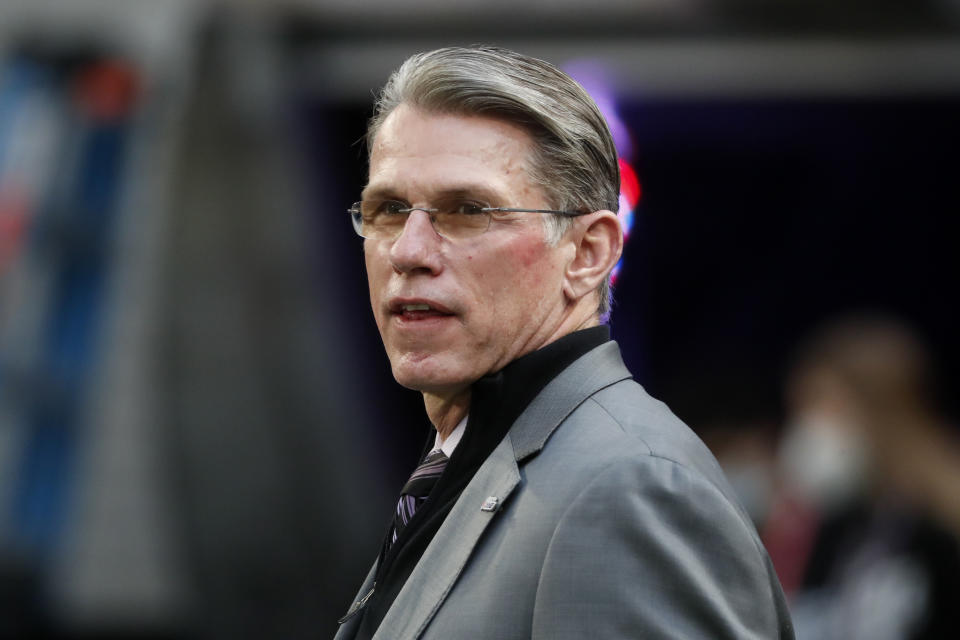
[389,299,456,321]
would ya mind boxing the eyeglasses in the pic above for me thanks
[349,199,587,240]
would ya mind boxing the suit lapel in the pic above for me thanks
[372,435,520,639]
[369,341,631,639]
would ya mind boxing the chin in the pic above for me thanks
[390,354,471,395]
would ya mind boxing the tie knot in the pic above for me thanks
[400,449,449,498]
[387,448,450,552]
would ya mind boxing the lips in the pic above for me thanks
[388,298,456,321]
[401,303,433,312]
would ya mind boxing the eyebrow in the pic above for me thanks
[361,184,505,204]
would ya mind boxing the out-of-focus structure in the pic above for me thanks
[1,1,959,638]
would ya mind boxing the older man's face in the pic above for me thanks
[363,104,575,398]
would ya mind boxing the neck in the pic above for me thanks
[424,388,471,442]
[420,313,601,442]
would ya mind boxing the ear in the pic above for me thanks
[562,210,623,305]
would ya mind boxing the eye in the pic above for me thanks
[379,200,408,216]
[451,202,487,216]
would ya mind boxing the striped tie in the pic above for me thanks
[388,448,449,551]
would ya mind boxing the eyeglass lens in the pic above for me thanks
[351,199,491,239]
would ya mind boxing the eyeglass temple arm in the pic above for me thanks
[484,207,588,217]
[348,204,587,218]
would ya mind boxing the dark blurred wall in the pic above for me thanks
[610,98,960,428]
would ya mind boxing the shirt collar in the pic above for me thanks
[433,416,467,458]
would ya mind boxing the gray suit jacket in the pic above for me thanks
[336,341,794,639]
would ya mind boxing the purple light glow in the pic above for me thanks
[564,60,641,289]
[564,61,634,159]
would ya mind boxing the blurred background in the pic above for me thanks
[1,1,958,638]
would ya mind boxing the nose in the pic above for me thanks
[389,209,443,275]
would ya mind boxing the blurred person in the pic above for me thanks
[765,314,960,640]
[700,421,780,529]
[335,46,793,640]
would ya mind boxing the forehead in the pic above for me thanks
[365,105,542,202]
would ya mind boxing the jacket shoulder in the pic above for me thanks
[544,378,754,527]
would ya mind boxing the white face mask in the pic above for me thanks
[779,412,871,513]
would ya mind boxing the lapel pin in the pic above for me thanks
[480,496,499,512]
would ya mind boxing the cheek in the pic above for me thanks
[478,242,553,306]
[364,250,390,317]
[364,255,378,295]
[509,239,554,289]
[365,243,391,281]
[517,243,544,269]
[475,240,545,270]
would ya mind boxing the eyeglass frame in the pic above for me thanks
[348,199,590,240]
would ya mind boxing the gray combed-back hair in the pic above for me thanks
[367,45,621,321]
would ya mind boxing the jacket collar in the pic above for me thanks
[508,340,632,461]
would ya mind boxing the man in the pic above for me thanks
[336,46,793,639]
